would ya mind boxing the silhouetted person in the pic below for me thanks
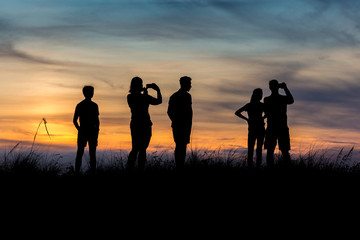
[235,88,265,168]
[167,76,193,170]
[73,85,100,175]
[127,77,162,172]
[264,79,294,167]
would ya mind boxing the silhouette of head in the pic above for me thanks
[180,76,192,92]
[83,85,94,99]
[129,76,143,93]
[251,88,263,103]
[269,79,279,93]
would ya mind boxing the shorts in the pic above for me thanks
[77,129,99,148]
[172,126,191,144]
[264,127,290,151]
[130,122,152,150]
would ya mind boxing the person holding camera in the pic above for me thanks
[263,79,294,167]
[127,76,162,172]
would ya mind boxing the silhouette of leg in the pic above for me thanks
[266,146,275,167]
[138,149,147,172]
[89,144,97,175]
[281,150,291,167]
[75,147,85,175]
[278,129,291,167]
[138,129,151,172]
[174,142,187,170]
[264,129,276,167]
[127,149,138,171]
[247,132,256,168]
[256,135,264,168]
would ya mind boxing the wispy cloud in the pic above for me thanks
[0,41,61,65]
[2,0,360,53]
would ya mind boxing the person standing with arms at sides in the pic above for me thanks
[127,76,162,172]
[264,79,294,167]
[73,85,100,176]
[167,76,193,171]
[235,88,265,168]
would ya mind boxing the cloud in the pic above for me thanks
[290,101,358,131]
[0,41,62,65]
[208,0,360,46]
[294,82,360,105]
[2,0,360,51]
[0,17,60,64]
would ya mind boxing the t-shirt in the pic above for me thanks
[264,94,292,129]
[127,93,158,126]
[167,89,193,129]
[242,102,265,131]
[74,99,99,131]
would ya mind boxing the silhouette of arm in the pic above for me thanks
[261,102,267,120]
[263,97,270,118]
[73,106,80,131]
[96,105,100,131]
[167,96,174,122]
[235,104,249,122]
[148,84,162,105]
[127,94,133,109]
[283,83,294,104]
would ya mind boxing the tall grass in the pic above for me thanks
[31,118,51,153]
[0,145,63,177]
[295,146,356,173]
[0,141,358,178]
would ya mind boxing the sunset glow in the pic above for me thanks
[1,0,359,161]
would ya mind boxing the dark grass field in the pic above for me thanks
[1,147,359,199]
[1,147,359,236]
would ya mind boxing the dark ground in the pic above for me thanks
[1,165,359,237]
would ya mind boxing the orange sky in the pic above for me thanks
[0,1,359,161]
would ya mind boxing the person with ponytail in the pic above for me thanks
[235,88,266,168]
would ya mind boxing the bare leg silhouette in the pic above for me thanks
[175,143,187,170]
[138,149,147,172]
[266,147,275,167]
[127,149,138,171]
[256,136,264,168]
[75,147,85,175]
[281,150,291,167]
[89,144,97,175]
[247,133,256,168]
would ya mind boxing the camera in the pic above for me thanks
[146,83,156,89]
[279,83,286,89]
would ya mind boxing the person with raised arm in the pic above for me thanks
[127,76,162,172]
[263,79,294,167]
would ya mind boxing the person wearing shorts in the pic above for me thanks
[167,76,193,170]
[264,79,294,167]
[73,85,100,175]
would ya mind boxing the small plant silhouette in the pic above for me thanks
[31,118,51,153]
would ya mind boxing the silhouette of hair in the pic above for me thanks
[83,85,94,99]
[250,88,263,103]
[269,79,279,91]
[129,76,143,93]
[180,76,192,86]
